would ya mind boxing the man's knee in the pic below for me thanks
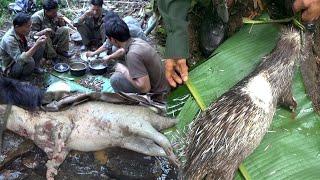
[10,59,35,78]
[110,72,141,93]
[56,27,69,36]
[55,27,69,43]
[33,46,45,63]
[22,59,35,75]
[110,72,124,88]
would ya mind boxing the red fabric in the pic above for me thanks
[18,34,27,44]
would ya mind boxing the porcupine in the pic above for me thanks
[182,25,311,180]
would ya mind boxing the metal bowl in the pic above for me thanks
[89,60,108,75]
[53,63,70,73]
[70,62,87,76]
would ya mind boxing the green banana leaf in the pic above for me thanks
[167,23,320,179]
[45,72,114,93]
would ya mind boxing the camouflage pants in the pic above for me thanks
[45,27,69,59]
[9,46,44,79]
[77,23,105,46]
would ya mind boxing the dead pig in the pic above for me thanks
[1,102,178,180]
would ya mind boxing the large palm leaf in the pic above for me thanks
[166,23,320,179]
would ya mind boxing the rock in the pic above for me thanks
[1,148,113,180]
[2,147,178,179]
[123,16,148,41]
[105,148,165,180]
[0,131,34,168]
[56,151,112,180]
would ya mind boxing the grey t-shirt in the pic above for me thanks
[125,38,170,94]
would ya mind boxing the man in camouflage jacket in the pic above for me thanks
[73,0,106,51]
[0,13,46,79]
[31,0,70,61]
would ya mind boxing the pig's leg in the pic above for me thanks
[147,115,177,131]
[121,136,166,156]
[34,118,73,180]
[46,149,70,180]
[123,121,180,167]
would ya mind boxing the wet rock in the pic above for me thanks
[1,148,113,180]
[0,132,35,168]
[1,145,47,179]
[105,148,165,180]
[56,151,112,180]
[1,145,177,179]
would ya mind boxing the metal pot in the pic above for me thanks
[89,60,108,75]
[53,63,70,73]
[70,62,87,77]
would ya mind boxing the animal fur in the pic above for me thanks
[183,26,309,180]
[0,77,43,110]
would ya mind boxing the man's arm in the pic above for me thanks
[132,76,151,93]
[103,48,126,61]
[115,63,151,93]
[86,44,108,57]
[293,0,320,21]
[3,35,46,63]
[87,45,125,60]
[158,0,191,87]
[26,35,47,58]
[3,37,28,62]
[124,53,152,93]
[158,0,191,59]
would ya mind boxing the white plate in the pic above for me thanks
[80,52,107,62]
[80,52,97,62]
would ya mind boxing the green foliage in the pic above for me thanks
[0,0,11,9]
[0,0,11,14]
[155,25,167,45]
[0,0,12,27]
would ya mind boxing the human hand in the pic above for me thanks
[293,0,320,21]
[35,35,47,47]
[42,28,53,36]
[44,28,53,34]
[36,28,52,36]
[86,51,95,57]
[103,59,109,66]
[84,9,93,18]
[57,15,66,26]
[165,59,188,87]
